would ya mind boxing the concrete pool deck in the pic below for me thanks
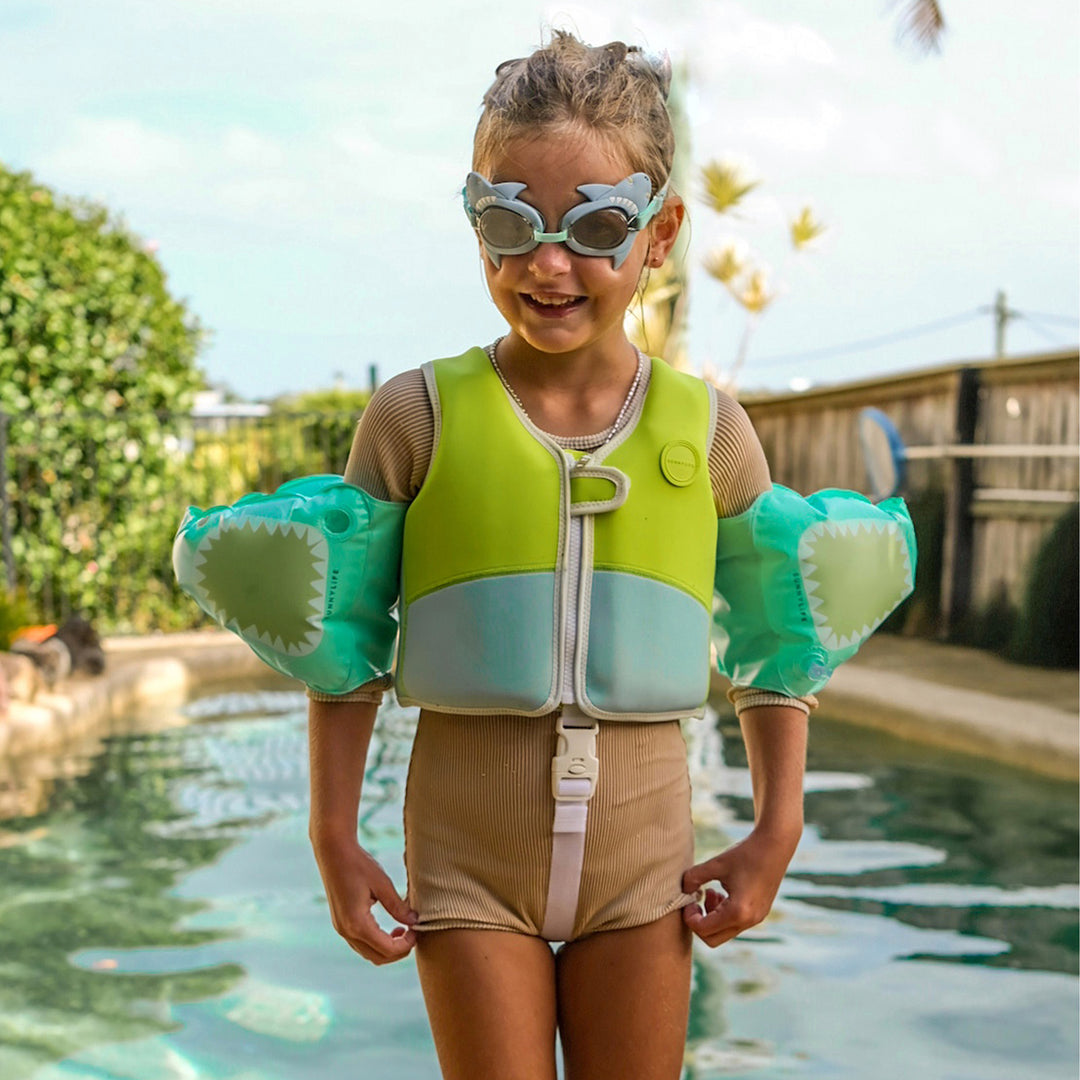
[1,630,1077,780]
[804,635,1078,781]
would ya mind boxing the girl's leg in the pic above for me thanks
[555,910,692,1080]
[415,928,559,1080]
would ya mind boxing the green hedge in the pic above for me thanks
[1,162,205,630]
[1008,504,1079,668]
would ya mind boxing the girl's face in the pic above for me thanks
[478,127,681,361]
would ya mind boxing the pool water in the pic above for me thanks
[0,690,1075,1080]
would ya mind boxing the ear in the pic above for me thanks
[646,194,685,266]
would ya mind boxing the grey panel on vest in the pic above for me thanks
[399,573,558,711]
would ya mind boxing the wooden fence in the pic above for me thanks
[739,348,1079,637]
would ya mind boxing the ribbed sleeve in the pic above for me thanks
[306,673,393,704]
[306,372,432,704]
[707,385,773,515]
[343,369,433,502]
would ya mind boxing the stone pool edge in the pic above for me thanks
[0,631,271,758]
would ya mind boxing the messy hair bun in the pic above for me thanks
[473,31,675,192]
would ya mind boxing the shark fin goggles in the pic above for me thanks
[463,171,667,269]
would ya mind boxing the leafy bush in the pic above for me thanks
[0,162,205,630]
[878,486,945,636]
[0,589,31,649]
[1009,504,1079,668]
[270,388,370,482]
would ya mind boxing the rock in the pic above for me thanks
[9,638,69,688]
[0,652,41,705]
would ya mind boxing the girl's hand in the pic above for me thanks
[311,833,419,965]
[680,824,800,948]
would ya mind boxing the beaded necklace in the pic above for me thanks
[484,339,645,450]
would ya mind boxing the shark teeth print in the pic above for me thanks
[188,516,328,657]
[798,517,914,652]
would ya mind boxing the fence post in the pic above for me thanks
[938,367,980,638]
[0,410,12,594]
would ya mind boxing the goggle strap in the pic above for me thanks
[633,188,668,230]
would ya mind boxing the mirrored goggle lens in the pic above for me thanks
[567,208,631,252]
[477,207,535,251]
[477,206,632,254]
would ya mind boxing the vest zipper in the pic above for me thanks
[562,454,590,704]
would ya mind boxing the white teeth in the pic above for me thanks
[530,295,578,306]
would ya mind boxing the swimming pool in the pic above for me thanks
[0,689,1076,1079]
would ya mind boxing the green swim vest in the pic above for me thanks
[395,347,717,720]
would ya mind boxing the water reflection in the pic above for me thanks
[0,725,245,1078]
[683,708,1079,1079]
[713,709,1079,977]
[0,692,1073,1080]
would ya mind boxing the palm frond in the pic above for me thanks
[702,241,746,284]
[790,207,826,251]
[893,0,946,55]
[734,270,774,314]
[700,160,760,215]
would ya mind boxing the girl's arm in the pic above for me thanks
[305,371,433,963]
[682,703,807,947]
[308,697,418,964]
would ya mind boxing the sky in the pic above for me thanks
[1,0,1077,399]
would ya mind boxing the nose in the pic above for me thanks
[527,239,574,278]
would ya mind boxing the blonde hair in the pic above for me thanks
[472,32,675,192]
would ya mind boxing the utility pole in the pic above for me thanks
[992,289,1018,359]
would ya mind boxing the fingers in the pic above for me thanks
[370,867,419,928]
[681,887,770,948]
[681,853,726,896]
[320,848,420,965]
[335,905,418,965]
[682,906,740,948]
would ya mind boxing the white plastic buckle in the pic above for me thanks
[551,716,599,802]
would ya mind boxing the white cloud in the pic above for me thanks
[32,110,462,242]
[539,0,834,74]
[222,128,289,170]
[1035,174,1080,212]
[932,113,1000,181]
[695,13,835,69]
[40,117,194,182]
[214,176,308,217]
[844,108,934,178]
[698,99,844,161]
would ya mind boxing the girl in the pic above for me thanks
[306,33,811,1080]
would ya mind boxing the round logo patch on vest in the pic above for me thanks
[660,440,700,486]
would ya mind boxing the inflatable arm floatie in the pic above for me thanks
[713,485,917,698]
[173,475,407,694]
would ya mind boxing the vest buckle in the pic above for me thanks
[551,715,599,801]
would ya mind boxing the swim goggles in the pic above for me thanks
[463,171,667,269]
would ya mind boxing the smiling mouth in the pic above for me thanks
[523,293,586,314]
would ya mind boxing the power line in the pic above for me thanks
[1017,313,1069,345]
[752,308,985,369]
[1019,311,1079,327]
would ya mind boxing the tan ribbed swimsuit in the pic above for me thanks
[313,355,812,940]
